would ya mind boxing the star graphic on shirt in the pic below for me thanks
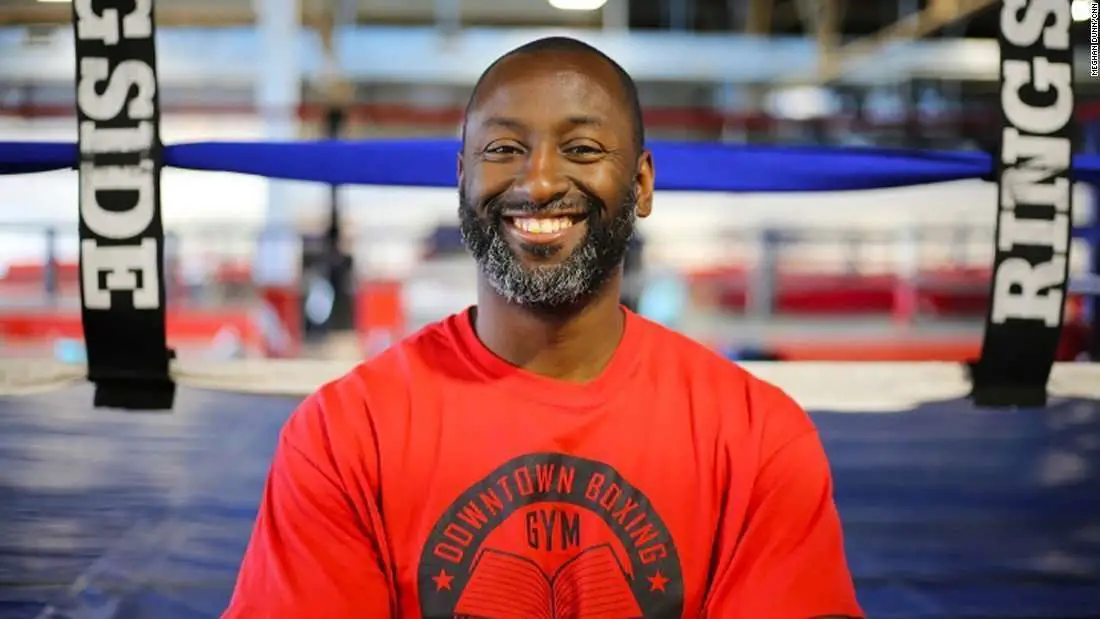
[432,568,454,591]
[647,570,670,592]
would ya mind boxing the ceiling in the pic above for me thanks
[2,0,603,27]
[0,0,1004,36]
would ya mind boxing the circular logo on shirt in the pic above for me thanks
[417,453,684,619]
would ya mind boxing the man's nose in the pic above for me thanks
[513,145,569,206]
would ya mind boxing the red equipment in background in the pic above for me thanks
[0,259,1089,362]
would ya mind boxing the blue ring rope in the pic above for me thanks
[4,139,1100,191]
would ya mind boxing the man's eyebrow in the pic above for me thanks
[562,115,604,128]
[477,115,606,132]
[479,116,526,132]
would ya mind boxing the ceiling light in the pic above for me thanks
[548,0,609,11]
[1071,0,1093,22]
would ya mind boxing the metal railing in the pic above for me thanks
[0,220,1093,323]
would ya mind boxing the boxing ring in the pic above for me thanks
[0,367,1096,619]
[3,2,1100,618]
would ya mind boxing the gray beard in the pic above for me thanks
[458,189,637,310]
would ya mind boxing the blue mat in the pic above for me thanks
[2,386,1099,619]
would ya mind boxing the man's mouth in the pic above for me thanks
[501,212,588,243]
[508,214,583,234]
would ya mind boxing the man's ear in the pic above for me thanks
[456,152,464,188]
[634,149,655,218]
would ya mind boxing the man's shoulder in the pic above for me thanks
[285,313,466,445]
[633,313,809,426]
[633,313,752,382]
[331,312,463,396]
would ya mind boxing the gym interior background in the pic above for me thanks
[0,1,1099,618]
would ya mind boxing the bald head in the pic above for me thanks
[462,37,645,154]
[455,36,655,311]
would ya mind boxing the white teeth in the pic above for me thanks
[512,217,574,234]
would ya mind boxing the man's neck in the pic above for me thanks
[473,280,626,383]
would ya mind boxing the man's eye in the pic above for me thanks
[486,145,521,155]
[566,145,602,155]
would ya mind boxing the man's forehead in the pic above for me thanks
[470,50,624,113]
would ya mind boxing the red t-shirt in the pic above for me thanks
[224,308,862,619]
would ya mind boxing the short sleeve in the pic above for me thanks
[222,395,395,618]
[703,384,863,618]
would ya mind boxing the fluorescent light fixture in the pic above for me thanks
[1071,0,1093,22]
[765,86,841,122]
[548,0,609,11]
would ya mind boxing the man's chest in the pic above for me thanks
[365,394,737,618]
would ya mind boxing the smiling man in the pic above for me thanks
[224,37,862,619]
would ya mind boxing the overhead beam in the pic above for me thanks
[316,0,355,107]
[0,26,1026,85]
[745,0,774,34]
[812,0,842,87]
[800,0,997,84]
[0,5,597,28]
[0,5,292,27]
[741,0,777,135]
